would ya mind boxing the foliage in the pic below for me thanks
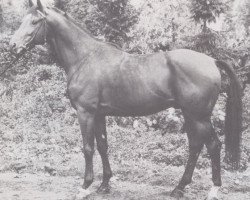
[128,0,197,53]
[0,0,27,31]
[54,0,68,11]
[60,0,138,47]
[88,0,139,46]
[0,34,30,79]
[190,0,228,32]
[237,0,250,36]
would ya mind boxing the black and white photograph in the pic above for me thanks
[0,0,249,199]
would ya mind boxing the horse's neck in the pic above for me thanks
[48,19,97,75]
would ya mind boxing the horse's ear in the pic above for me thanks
[37,0,44,12]
[29,0,34,7]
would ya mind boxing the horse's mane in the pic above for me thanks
[50,7,122,50]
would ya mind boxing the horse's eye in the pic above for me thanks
[32,18,42,25]
[32,20,39,25]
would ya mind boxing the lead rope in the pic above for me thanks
[0,49,27,79]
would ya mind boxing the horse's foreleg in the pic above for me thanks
[77,107,95,189]
[95,115,112,193]
[171,117,207,198]
[206,130,222,200]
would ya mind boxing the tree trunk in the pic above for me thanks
[202,19,207,33]
[0,5,3,29]
[171,18,177,43]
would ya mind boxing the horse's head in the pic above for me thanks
[10,0,48,54]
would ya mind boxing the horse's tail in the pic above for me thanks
[215,60,243,169]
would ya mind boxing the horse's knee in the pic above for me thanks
[97,145,108,155]
[83,145,94,158]
[97,137,108,153]
[97,138,107,151]
[206,138,222,156]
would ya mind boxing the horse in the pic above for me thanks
[10,1,242,199]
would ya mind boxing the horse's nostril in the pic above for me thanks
[9,42,18,54]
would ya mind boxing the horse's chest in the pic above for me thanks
[67,73,99,110]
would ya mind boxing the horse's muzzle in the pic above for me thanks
[9,42,26,55]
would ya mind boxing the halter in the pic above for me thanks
[23,10,47,51]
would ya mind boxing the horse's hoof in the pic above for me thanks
[206,197,219,200]
[170,188,184,199]
[97,184,110,194]
[83,180,93,189]
[207,186,220,200]
[75,188,91,200]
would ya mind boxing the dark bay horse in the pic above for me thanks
[10,1,242,199]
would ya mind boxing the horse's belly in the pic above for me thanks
[99,90,176,116]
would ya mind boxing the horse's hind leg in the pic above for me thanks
[170,115,210,198]
[206,126,222,200]
[95,115,112,193]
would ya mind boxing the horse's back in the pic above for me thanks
[167,49,221,117]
